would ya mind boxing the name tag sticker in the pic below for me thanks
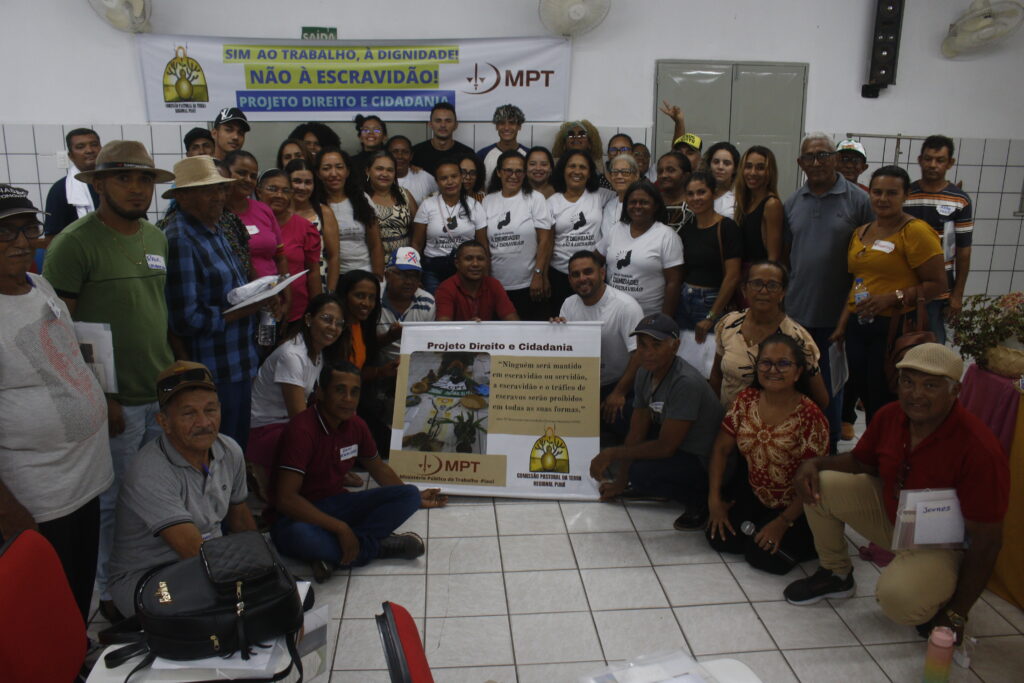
[46,297,62,319]
[339,445,359,461]
[871,240,895,253]
[146,254,166,271]
[246,224,260,235]
[649,401,665,415]
[936,204,956,217]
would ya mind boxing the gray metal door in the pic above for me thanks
[654,61,808,196]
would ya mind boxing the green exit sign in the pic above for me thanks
[302,26,337,40]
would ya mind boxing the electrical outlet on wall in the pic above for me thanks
[56,151,69,170]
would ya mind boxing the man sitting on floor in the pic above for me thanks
[589,314,723,530]
[784,344,1008,643]
[269,359,448,582]
[107,362,257,617]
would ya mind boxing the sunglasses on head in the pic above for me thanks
[157,367,213,396]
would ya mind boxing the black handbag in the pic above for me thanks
[103,531,307,682]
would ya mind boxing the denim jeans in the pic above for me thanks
[805,326,843,454]
[270,485,422,566]
[97,401,162,599]
[926,299,949,345]
[421,255,455,294]
[676,284,718,331]
[217,378,253,451]
[628,450,709,508]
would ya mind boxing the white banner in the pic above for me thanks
[136,34,570,122]
[389,322,601,501]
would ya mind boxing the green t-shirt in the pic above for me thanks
[44,213,174,405]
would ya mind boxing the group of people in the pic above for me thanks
[0,97,1008,654]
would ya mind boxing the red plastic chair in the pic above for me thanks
[376,601,434,683]
[0,529,87,682]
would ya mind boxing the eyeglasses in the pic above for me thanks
[609,168,637,176]
[360,128,383,135]
[501,168,525,176]
[315,313,344,328]
[756,359,795,372]
[387,268,421,279]
[157,367,213,397]
[0,221,44,242]
[608,146,632,154]
[568,132,588,139]
[798,151,835,164]
[460,168,477,176]
[261,185,293,196]
[746,279,783,292]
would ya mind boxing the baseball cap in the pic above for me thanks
[0,184,47,221]
[895,343,964,383]
[837,138,867,159]
[630,313,680,341]
[213,107,250,132]
[156,361,217,408]
[387,246,422,272]
[183,127,214,148]
[673,133,703,151]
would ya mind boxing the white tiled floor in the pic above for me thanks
[84,422,1024,682]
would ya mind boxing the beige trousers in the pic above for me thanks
[805,471,962,625]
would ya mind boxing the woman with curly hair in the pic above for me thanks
[551,120,603,164]
[350,114,388,174]
[289,122,342,159]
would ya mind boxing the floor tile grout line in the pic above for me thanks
[559,499,612,667]
[493,501,522,679]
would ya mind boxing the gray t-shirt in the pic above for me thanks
[633,356,724,465]
[107,433,248,615]
[783,174,873,329]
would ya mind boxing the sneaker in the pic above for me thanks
[311,559,334,584]
[673,503,709,531]
[784,567,855,605]
[378,532,425,560]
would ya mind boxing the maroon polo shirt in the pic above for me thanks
[273,405,377,504]
[852,401,1009,524]
[435,274,516,321]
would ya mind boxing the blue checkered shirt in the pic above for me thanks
[164,210,258,384]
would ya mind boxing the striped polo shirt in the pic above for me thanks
[904,180,974,295]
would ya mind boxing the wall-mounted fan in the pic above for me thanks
[942,0,1023,57]
[87,0,152,33]
[538,0,611,37]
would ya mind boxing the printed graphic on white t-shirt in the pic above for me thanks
[548,191,606,273]
[483,192,552,290]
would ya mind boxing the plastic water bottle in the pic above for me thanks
[256,308,276,346]
[853,278,873,324]
[923,625,955,682]
[740,520,796,564]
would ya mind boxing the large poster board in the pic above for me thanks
[137,34,570,122]
[389,322,601,500]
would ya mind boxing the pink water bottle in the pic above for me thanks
[923,626,955,682]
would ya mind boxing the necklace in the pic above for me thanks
[440,196,459,231]
[110,226,146,266]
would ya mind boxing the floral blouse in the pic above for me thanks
[722,387,829,509]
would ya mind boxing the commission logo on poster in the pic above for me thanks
[137,34,570,122]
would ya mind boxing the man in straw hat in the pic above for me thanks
[0,184,113,622]
[162,155,270,453]
[43,140,176,622]
[784,343,1008,645]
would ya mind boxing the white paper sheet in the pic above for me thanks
[892,488,965,549]
[828,342,848,397]
[74,321,118,393]
[677,330,716,379]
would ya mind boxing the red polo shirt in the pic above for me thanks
[852,401,1009,524]
[435,274,516,321]
[272,405,377,504]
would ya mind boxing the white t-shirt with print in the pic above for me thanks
[414,195,487,258]
[597,221,684,316]
[249,336,322,429]
[483,191,552,290]
[330,199,371,274]
[560,285,644,386]
[547,190,608,274]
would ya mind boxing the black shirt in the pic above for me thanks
[44,180,100,237]
[680,217,742,288]
[411,139,475,176]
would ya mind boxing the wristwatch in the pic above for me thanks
[944,608,967,630]
[532,268,543,275]
[705,311,717,321]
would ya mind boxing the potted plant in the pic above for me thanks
[951,292,1024,378]
[439,409,488,453]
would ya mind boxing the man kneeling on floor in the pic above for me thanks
[589,314,723,530]
[107,362,257,617]
[269,359,447,581]
[784,344,1008,643]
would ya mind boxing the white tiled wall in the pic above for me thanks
[837,133,1024,296]
[3,122,1020,295]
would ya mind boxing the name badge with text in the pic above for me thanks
[339,444,359,461]
[146,254,166,271]
[871,240,895,254]
[246,224,260,236]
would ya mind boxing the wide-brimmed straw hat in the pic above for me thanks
[75,140,175,183]
[161,155,236,199]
